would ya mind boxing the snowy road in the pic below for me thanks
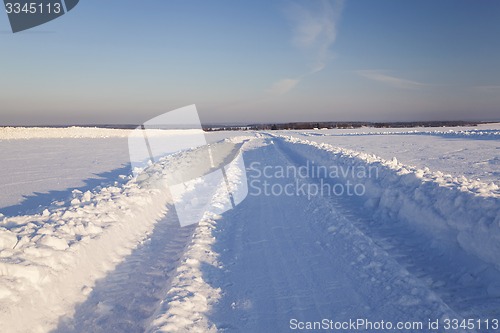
[1,129,499,332]
[147,137,499,332]
[203,139,462,332]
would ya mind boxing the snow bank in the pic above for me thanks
[0,178,171,332]
[280,136,500,271]
[0,126,204,140]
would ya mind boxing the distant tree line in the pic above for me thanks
[203,120,480,131]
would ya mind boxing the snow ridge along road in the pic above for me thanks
[0,133,499,332]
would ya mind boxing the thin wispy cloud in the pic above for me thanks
[473,85,500,93]
[289,0,343,72]
[357,70,427,90]
[268,78,300,95]
[268,0,344,96]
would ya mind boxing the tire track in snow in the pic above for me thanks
[52,205,196,333]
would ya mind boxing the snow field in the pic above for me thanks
[0,127,498,332]
[282,126,500,186]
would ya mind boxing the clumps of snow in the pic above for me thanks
[0,230,18,250]
[0,126,205,140]
[281,136,500,271]
[38,234,69,250]
[146,215,221,333]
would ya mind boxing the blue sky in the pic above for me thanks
[1,0,499,125]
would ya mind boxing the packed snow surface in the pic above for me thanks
[0,125,499,332]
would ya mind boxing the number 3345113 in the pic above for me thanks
[5,2,62,14]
